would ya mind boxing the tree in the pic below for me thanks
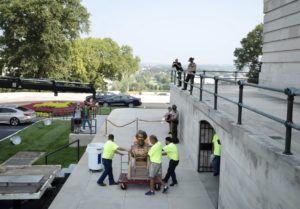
[68,38,140,89]
[234,24,263,83]
[0,0,89,79]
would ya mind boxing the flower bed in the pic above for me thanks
[22,101,80,117]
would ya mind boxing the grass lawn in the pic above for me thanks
[0,120,86,168]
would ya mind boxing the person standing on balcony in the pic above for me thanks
[172,58,184,87]
[82,101,92,133]
[170,105,179,144]
[182,57,196,92]
[212,133,221,176]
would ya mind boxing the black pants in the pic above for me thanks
[177,71,182,86]
[97,159,115,184]
[171,121,179,143]
[164,160,179,183]
[183,74,195,91]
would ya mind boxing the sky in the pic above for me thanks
[81,0,263,65]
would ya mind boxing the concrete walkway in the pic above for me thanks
[49,108,215,209]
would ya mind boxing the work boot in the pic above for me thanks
[170,182,178,186]
[162,186,169,193]
[145,190,155,195]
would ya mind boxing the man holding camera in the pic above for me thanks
[172,58,183,87]
[182,57,196,92]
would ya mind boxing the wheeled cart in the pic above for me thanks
[117,154,161,190]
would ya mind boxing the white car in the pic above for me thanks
[0,106,36,126]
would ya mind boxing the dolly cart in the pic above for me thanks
[117,154,161,190]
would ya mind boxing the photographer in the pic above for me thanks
[172,58,183,87]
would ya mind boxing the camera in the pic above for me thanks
[172,61,178,68]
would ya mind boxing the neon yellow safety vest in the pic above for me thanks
[102,140,119,160]
[148,141,162,164]
[212,134,221,156]
[163,143,179,161]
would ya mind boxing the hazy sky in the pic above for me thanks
[81,0,263,65]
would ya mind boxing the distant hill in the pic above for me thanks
[140,63,236,72]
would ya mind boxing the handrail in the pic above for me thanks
[171,69,300,155]
[45,139,80,165]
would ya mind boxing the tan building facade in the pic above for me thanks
[260,0,300,89]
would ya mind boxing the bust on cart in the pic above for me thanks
[128,130,150,179]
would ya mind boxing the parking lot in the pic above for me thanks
[0,122,34,141]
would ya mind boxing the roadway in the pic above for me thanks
[0,122,35,141]
[0,92,170,141]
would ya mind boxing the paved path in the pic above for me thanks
[49,108,215,209]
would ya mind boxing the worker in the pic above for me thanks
[163,137,179,186]
[97,134,127,186]
[145,135,169,195]
[212,133,221,176]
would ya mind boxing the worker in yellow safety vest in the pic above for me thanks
[212,133,221,176]
[145,135,169,195]
[163,137,179,186]
[97,134,127,186]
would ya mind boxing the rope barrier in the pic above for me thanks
[106,119,136,128]
[105,117,164,135]
[138,119,162,123]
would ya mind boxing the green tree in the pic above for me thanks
[234,24,263,83]
[68,38,140,89]
[0,0,89,78]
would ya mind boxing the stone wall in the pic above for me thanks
[170,86,300,209]
[260,0,300,89]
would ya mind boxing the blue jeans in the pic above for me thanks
[97,159,115,184]
[212,156,220,175]
[82,117,92,131]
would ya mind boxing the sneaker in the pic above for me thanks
[170,182,178,186]
[162,186,169,193]
[109,182,118,185]
[97,183,106,186]
[145,190,155,195]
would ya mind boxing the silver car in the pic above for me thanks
[0,106,36,126]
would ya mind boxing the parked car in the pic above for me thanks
[85,92,117,103]
[0,106,36,126]
[99,95,142,107]
[86,92,142,107]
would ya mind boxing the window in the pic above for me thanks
[0,108,17,113]
[17,107,29,112]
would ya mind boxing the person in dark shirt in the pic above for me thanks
[172,58,183,87]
